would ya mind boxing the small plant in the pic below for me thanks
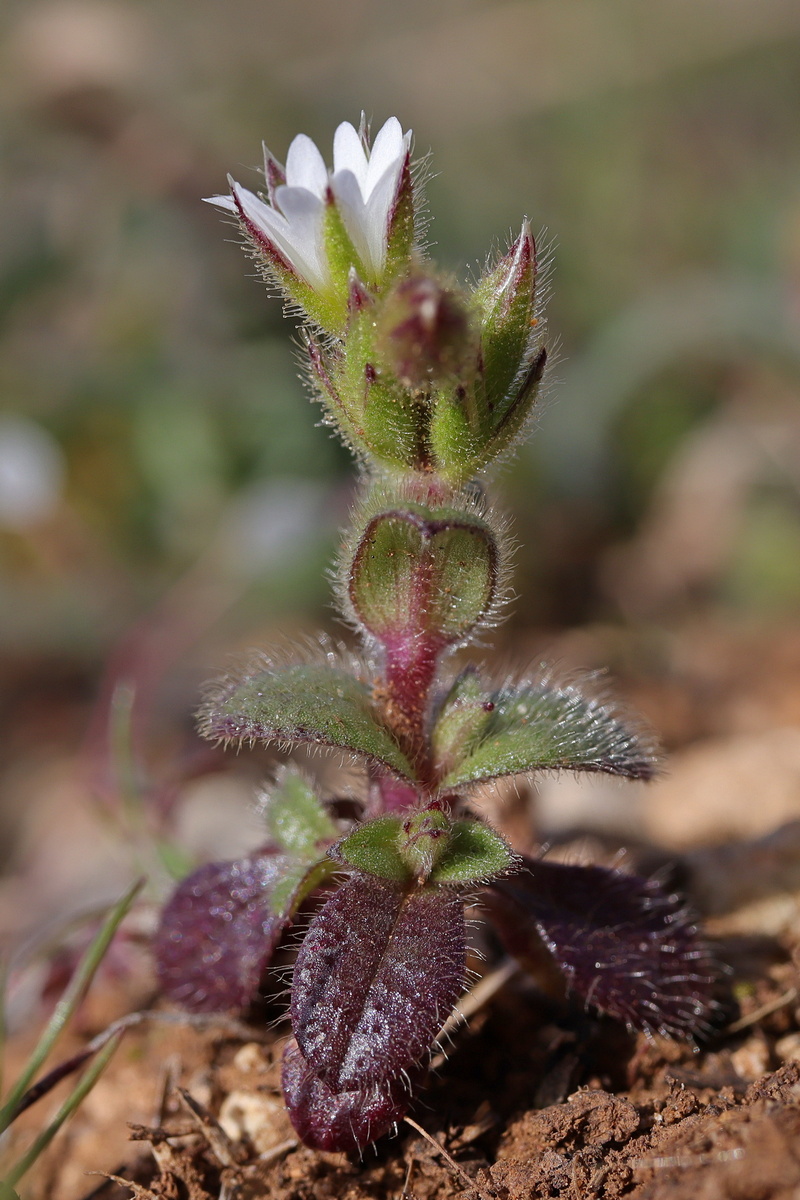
[154,116,718,1153]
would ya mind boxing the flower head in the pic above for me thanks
[207,117,413,329]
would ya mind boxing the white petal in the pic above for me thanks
[234,184,328,290]
[232,184,285,233]
[333,122,368,194]
[285,133,328,197]
[361,162,403,273]
[204,194,238,213]
[364,117,406,198]
[331,169,373,274]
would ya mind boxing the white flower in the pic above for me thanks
[207,117,411,292]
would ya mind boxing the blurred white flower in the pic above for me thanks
[207,117,411,291]
[0,416,64,529]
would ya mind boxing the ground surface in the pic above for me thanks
[4,617,800,1200]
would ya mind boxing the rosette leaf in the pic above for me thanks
[486,857,720,1038]
[260,767,338,858]
[282,1038,420,1153]
[291,873,465,1092]
[329,810,515,885]
[155,853,333,1012]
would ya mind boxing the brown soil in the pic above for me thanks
[5,618,800,1200]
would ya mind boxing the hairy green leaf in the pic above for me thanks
[430,820,515,884]
[439,678,657,789]
[263,768,338,857]
[329,816,409,881]
[200,663,415,779]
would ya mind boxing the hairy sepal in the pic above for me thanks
[487,856,719,1038]
[438,673,657,789]
[281,1037,418,1153]
[291,872,465,1092]
[199,652,414,781]
[155,853,333,1012]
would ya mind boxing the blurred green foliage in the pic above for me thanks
[1,0,800,662]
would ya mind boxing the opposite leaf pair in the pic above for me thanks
[155,768,719,1152]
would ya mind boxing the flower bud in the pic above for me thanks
[473,222,538,408]
[376,273,477,388]
[398,804,451,879]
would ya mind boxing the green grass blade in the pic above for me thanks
[0,878,143,1133]
[2,1030,123,1189]
[0,954,9,1105]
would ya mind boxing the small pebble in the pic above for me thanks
[232,1042,268,1072]
[730,1035,771,1080]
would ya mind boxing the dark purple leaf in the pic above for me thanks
[487,857,719,1038]
[291,873,465,1092]
[155,854,294,1012]
[281,1037,418,1153]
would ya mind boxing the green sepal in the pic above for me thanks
[200,662,415,781]
[329,815,409,882]
[322,200,368,317]
[360,373,423,469]
[438,679,657,790]
[348,505,498,645]
[482,348,547,463]
[472,223,537,422]
[334,305,422,468]
[431,667,493,775]
[263,768,338,858]
[383,151,415,282]
[428,388,484,485]
[429,820,516,884]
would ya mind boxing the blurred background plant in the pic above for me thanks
[2,0,800,1155]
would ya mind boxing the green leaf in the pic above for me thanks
[347,502,499,646]
[431,666,493,774]
[270,857,337,916]
[200,663,415,780]
[430,820,515,884]
[439,680,657,790]
[264,768,338,857]
[0,879,143,1135]
[329,816,409,882]
[2,1031,123,1189]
